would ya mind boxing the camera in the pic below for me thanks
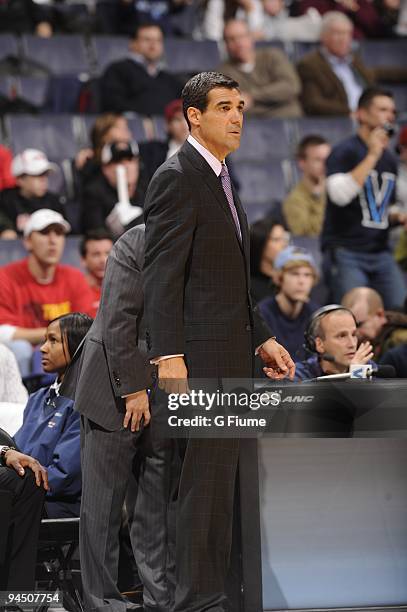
[383,122,396,138]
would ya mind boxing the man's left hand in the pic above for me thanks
[258,338,295,380]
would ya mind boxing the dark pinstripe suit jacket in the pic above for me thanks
[62,225,152,431]
[143,140,269,379]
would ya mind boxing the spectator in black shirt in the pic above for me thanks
[100,23,182,115]
[0,149,65,239]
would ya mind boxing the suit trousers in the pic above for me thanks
[80,417,177,612]
[174,437,240,612]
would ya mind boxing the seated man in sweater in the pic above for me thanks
[219,18,302,118]
[100,22,182,115]
[0,149,65,239]
[297,11,407,116]
[258,246,320,361]
[283,135,331,237]
[0,209,94,376]
[295,304,374,380]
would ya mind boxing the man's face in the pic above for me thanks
[299,144,331,182]
[25,225,65,266]
[190,87,244,159]
[167,112,189,144]
[315,311,358,366]
[17,173,49,198]
[82,239,113,282]
[279,265,314,302]
[40,319,68,374]
[224,21,254,64]
[131,26,163,63]
[350,301,386,341]
[321,21,353,58]
[358,95,396,130]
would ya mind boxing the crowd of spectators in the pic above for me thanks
[1,0,407,601]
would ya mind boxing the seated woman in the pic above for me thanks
[14,312,93,518]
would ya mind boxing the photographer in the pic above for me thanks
[321,87,407,309]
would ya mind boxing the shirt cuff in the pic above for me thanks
[150,354,184,365]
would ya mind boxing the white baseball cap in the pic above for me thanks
[12,149,57,177]
[24,209,71,237]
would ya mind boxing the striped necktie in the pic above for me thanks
[220,163,242,242]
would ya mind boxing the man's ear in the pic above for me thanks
[315,336,324,355]
[187,106,201,129]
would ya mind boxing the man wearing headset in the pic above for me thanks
[294,304,374,381]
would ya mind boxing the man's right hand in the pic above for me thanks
[367,127,389,159]
[351,341,374,366]
[5,450,49,490]
[158,357,189,394]
[123,390,150,432]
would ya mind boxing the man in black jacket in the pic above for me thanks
[100,23,181,116]
[0,149,65,238]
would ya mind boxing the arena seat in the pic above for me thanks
[0,76,12,99]
[21,35,90,76]
[0,33,18,62]
[234,159,287,215]
[16,77,49,110]
[91,35,129,74]
[4,114,80,161]
[295,116,355,147]
[358,39,407,69]
[163,38,220,75]
[230,118,293,162]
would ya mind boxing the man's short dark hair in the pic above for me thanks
[358,87,394,110]
[80,229,114,258]
[181,71,240,130]
[297,135,329,159]
[133,22,163,39]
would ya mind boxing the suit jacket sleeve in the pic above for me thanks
[297,56,350,116]
[101,230,149,396]
[143,168,197,358]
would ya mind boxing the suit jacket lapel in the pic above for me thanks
[181,141,246,254]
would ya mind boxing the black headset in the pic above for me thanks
[304,304,357,354]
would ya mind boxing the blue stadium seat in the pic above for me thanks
[230,118,293,162]
[151,115,167,141]
[358,39,407,69]
[0,76,12,99]
[0,34,18,62]
[295,116,355,147]
[16,77,49,109]
[164,39,220,74]
[386,84,407,117]
[4,114,80,161]
[293,41,318,61]
[233,159,287,215]
[91,35,129,74]
[21,35,90,76]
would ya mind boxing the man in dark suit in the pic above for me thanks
[63,225,175,612]
[143,71,295,612]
